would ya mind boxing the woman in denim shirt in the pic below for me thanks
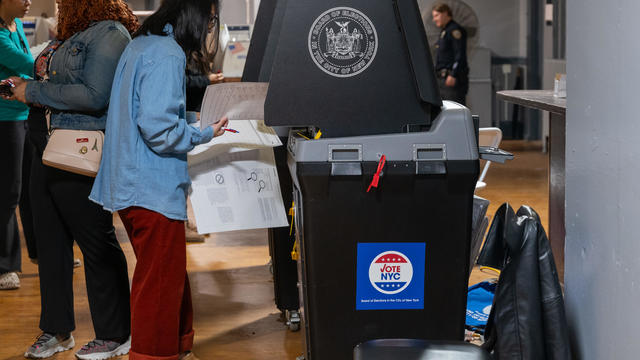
[6,0,138,358]
[90,0,227,359]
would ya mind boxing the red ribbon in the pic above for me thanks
[367,155,387,192]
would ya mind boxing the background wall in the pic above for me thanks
[220,0,251,24]
[27,0,55,17]
[125,0,148,11]
[565,0,640,358]
[27,0,522,52]
[463,0,525,57]
[23,0,262,24]
[419,0,526,58]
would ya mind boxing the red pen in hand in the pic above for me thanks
[224,128,239,134]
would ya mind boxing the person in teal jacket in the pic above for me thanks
[0,0,33,291]
[4,0,140,358]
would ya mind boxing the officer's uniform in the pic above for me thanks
[435,20,469,105]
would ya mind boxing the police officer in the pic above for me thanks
[432,3,469,105]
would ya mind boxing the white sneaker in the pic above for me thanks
[75,337,131,360]
[24,333,75,359]
[0,272,19,290]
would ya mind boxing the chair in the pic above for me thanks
[354,339,491,360]
[476,128,503,190]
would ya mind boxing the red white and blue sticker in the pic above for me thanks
[356,243,425,310]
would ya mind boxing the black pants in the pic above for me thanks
[29,127,130,338]
[439,77,468,106]
[0,121,27,274]
[20,125,38,260]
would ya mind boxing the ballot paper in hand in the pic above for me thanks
[199,82,269,130]
[189,119,282,162]
[188,148,289,234]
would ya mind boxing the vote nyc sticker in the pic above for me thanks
[356,243,425,310]
[369,251,413,294]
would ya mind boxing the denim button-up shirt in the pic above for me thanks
[90,25,214,220]
[25,20,131,130]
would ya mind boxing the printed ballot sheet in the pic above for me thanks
[189,119,282,162]
[200,82,269,130]
[188,148,289,234]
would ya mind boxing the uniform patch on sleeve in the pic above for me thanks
[452,29,462,40]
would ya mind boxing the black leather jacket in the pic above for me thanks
[477,204,571,359]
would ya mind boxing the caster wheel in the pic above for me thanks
[288,321,300,332]
[286,310,301,332]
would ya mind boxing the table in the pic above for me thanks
[497,90,566,279]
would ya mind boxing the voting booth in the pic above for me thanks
[245,0,511,358]
[243,0,302,332]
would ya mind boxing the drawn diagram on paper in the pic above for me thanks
[188,148,289,234]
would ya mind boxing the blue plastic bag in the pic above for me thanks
[466,281,496,329]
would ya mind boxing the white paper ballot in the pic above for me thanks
[189,119,282,163]
[188,148,289,234]
[200,82,269,130]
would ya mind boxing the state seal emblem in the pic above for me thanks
[308,7,378,78]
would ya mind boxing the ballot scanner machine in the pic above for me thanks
[248,0,510,358]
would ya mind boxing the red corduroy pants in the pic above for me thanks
[119,207,194,360]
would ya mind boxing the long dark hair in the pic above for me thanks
[134,0,220,73]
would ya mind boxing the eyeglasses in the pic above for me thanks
[208,14,219,33]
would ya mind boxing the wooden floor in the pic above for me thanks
[0,141,548,360]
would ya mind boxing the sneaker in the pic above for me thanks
[24,333,75,359]
[75,337,130,360]
[179,352,200,360]
[0,272,20,290]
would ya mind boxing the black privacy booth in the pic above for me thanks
[243,0,511,359]
[243,0,303,332]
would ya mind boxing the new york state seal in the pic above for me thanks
[308,7,378,78]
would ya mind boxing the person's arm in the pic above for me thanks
[450,28,468,79]
[186,71,225,89]
[25,26,129,111]
[185,72,210,90]
[136,55,215,155]
[0,32,34,76]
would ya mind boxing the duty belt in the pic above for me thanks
[438,69,451,78]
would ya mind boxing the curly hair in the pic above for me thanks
[57,0,139,40]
